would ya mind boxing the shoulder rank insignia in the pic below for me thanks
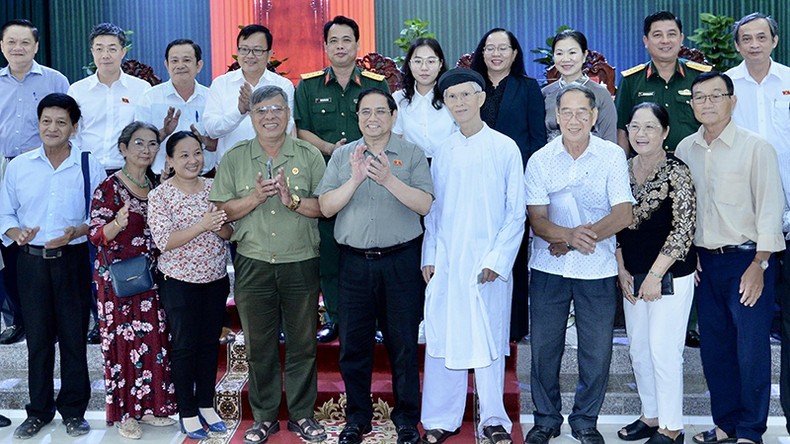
[686,61,712,72]
[300,70,325,80]
[621,64,647,77]
[360,70,386,82]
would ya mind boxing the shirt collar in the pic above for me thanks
[250,135,297,162]
[645,59,685,79]
[86,71,128,89]
[163,79,204,101]
[729,58,785,83]
[549,132,602,158]
[0,60,43,79]
[692,119,738,149]
[326,66,363,86]
[356,133,401,155]
[30,143,81,169]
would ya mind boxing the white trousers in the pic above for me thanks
[623,273,695,430]
[421,354,512,436]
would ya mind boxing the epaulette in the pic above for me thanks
[686,61,713,72]
[360,70,386,82]
[620,64,647,77]
[300,70,325,80]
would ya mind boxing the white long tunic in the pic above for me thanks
[421,123,526,369]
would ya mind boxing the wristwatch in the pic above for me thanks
[287,194,301,211]
[753,258,769,270]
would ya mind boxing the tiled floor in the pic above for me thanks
[0,412,789,443]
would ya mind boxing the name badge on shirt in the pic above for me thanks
[783,90,790,96]
[678,89,692,96]
[637,91,655,97]
[315,97,332,103]
[393,160,403,166]
[121,97,130,103]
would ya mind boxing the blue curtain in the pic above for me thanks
[46,0,212,85]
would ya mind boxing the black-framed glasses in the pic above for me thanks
[691,93,733,104]
[238,47,270,57]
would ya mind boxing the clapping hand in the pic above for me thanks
[238,82,253,114]
[350,144,372,185]
[367,151,393,186]
[199,204,227,232]
[162,107,181,138]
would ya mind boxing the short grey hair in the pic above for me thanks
[733,12,778,43]
[249,85,289,110]
[556,84,596,109]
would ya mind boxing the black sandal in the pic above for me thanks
[422,427,461,443]
[243,420,280,444]
[618,419,659,441]
[483,425,512,444]
[288,417,327,442]
[692,428,736,444]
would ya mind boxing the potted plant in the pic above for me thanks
[687,12,741,71]
[393,18,435,64]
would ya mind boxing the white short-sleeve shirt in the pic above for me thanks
[525,135,634,279]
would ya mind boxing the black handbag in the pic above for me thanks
[103,251,155,298]
[633,271,674,296]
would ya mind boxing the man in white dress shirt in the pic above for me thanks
[68,22,151,174]
[524,84,633,444]
[420,68,525,444]
[725,12,790,435]
[203,24,295,161]
[136,39,217,177]
[0,93,105,439]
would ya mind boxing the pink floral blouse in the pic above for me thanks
[147,178,228,283]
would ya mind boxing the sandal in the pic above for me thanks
[139,415,176,427]
[118,418,143,439]
[483,425,512,444]
[618,418,659,441]
[422,427,461,443]
[288,417,327,442]
[692,428,736,444]
[14,417,47,439]
[244,420,280,444]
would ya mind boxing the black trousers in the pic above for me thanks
[337,239,422,427]
[157,273,229,418]
[18,243,91,422]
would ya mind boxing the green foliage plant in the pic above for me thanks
[687,13,741,71]
[393,18,435,64]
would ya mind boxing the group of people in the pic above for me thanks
[0,7,786,444]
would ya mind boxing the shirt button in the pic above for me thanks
[271,257,276,263]
[341,112,345,117]
[271,232,276,236]
[270,210,276,214]
[665,103,669,107]
[665,85,668,89]
[321,109,326,114]
[341,131,346,136]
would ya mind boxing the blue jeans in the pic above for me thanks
[529,270,616,431]
[697,249,775,442]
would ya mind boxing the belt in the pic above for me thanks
[21,244,81,259]
[702,241,757,255]
[341,237,420,260]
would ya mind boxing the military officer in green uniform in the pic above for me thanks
[616,11,711,154]
[294,15,388,343]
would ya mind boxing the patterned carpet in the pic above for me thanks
[185,331,521,443]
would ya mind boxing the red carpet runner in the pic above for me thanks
[183,329,523,443]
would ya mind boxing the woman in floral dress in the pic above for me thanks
[89,121,177,439]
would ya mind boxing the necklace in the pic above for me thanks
[121,167,151,189]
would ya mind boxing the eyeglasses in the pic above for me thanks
[238,46,270,57]
[92,45,121,55]
[131,139,159,152]
[443,90,480,104]
[409,57,441,67]
[626,123,662,135]
[357,108,391,119]
[483,45,512,54]
[691,93,733,104]
[558,110,593,122]
[253,105,287,117]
